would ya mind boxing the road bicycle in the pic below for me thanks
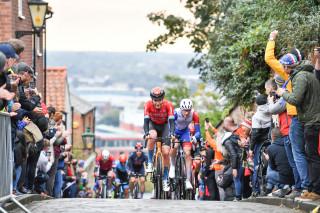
[145,136,172,199]
[97,175,113,199]
[131,172,144,199]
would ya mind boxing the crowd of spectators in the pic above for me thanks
[0,39,90,198]
[199,30,320,202]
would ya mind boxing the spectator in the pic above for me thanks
[8,39,25,62]
[222,130,244,201]
[216,158,235,201]
[265,30,310,198]
[203,142,219,200]
[278,52,320,201]
[34,139,52,195]
[265,128,294,197]
[249,94,271,196]
[223,116,246,138]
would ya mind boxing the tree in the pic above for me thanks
[164,75,190,108]
[147,0,320,108]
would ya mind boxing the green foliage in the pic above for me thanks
[98,109,121,126]
[147,0,320,107]
[164,75,191,108]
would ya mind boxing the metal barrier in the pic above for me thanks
[0,112,30,213]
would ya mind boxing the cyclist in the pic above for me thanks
[189,123,205,189]
[144,87,175,192]
[94,150,115,198]
[114,154,129,199]
[128,142,148,199]
[169,99,201,190]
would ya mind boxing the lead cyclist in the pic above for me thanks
[169,99,201,190]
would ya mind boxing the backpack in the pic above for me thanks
[22,121,43,143]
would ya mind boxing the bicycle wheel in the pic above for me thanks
[156,152,163,199]
[180,156,187,200]
[134,182,139,199]
[175,156,181,200]
[101,184,106,199]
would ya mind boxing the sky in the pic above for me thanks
[46,0,194,53]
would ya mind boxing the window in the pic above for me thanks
[18,0,25,19]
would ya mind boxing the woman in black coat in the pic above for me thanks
[222,132,244,201]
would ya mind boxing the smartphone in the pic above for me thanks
[205,118,209,123]
[29,82,35,89]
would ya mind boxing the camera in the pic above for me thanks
[270,91,280,100]
[205,118,209,123]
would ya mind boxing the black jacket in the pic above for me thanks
[216,165,235,201]
[18,85,40,111]
[267,136,294,185]
[222,132,242,169]
[204,147,215,177]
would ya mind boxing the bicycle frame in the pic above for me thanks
[97,175,109,199]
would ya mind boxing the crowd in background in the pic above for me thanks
[0,39,90,198]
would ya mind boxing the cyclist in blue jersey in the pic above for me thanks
[114,154,129,199]
[128,142,148,199]
[169,99,201,190]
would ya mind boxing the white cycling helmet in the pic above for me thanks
[102,150,110,161]
[180,99,193,110]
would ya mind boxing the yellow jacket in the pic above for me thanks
[264,41,297,116]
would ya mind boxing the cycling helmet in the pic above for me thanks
[189,123,195,133]
[150,87,165,99]
[119,154,127,163]
[180,98,193,110]
[135,142,143,150]
[102,150,109,161]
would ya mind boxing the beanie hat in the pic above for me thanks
[274,74,285,86]
[291,49,305,61]
[279,53,298,66]
[255,94,267,105]
[241,118,252,130]
[78,160,85,167]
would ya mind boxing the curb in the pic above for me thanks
[242,197,320,212]
[3,194,53,212]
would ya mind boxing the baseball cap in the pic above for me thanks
[16,62,36,79]
[0,44,19,60]
[279,53,298,66]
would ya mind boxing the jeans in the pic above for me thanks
[289,116,310,189]
[266,167,284,189]
[54,169,63,198]
[283,135,302,191]
[46,157,58,196]
[13,166,22,191]
[304,125,320,194]
[253,143,263,192]
[233,164,245,197]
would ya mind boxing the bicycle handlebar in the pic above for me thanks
[144,136,173,149]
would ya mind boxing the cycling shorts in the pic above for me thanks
[149,121,170,146]
[99,169,111,177]
[175,128,192,148]
[129,166,145,178]
[115,172,129,189]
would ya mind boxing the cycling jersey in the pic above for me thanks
[128,151,148,171]
[96,153,115,171]
[144,99,175,125]
[115,160,129,183]
[174,108,201,140]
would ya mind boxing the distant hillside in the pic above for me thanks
[47,51,199,89]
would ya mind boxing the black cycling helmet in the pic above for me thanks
[135,142,143,150]
[150,87,165,100]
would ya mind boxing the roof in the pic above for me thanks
[46,67,67,111]
[70,92,95,115]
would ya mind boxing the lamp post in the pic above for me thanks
[82,125,95,151]
[15,0,48,85]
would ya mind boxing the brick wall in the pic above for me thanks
[0,0,44,98]
[73,110,95,149]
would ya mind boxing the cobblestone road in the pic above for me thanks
[14,199,301,213]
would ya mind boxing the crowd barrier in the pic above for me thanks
[0,112,30,213]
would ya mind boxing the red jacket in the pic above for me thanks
[278,111,291,136]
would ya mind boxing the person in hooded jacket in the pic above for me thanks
[249,94,272,196]
[216,158,236,201]
[222,131,244,201]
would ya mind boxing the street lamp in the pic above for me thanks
[82,125,95,150]
[15,0,48,87]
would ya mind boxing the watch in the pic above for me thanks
[269,38,275,41]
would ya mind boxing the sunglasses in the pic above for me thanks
[136,150,142,152]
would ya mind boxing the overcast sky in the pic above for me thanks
[46,0,194,53]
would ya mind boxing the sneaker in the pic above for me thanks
[169,166,175,178]
[297,192,320,202]
[279,185,291,198]
[186,180,193,190]
[146,163,153,173]
[107,190,112,198]
[267,189,278,197]
[295,190,310,201]
[40,192,48,197]
[250,191,259,198]
[272,189,282,197]
[20,187,31,194]
[285,189,302,199]
[163,180,170,192]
